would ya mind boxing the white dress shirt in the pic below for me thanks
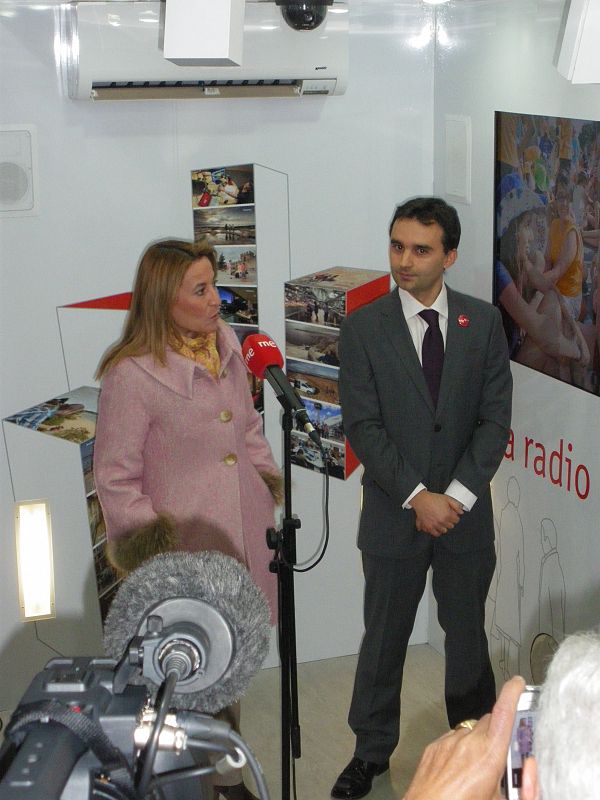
[397,285,477,512]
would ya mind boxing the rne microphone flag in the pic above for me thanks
[242,333,322,447]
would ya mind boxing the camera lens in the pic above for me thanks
[281,3,328,31]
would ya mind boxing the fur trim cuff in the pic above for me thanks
[260,471,284,506]
[106,514,179,576]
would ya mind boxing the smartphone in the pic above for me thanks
[504,686,540,800]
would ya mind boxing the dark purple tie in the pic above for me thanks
[419,309,444,406]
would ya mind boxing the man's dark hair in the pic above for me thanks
[389,197,461,253]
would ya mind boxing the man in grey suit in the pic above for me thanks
[331,197,512,800]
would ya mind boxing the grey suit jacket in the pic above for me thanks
[339,286,512,558]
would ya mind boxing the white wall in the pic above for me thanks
[0,0,435,710]
[430,0,600,680]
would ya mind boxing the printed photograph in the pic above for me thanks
[232,324,259,345]
[194,205,256,245]
[291,431,345,480]
[5,396,98,444]
[286,357,340,405]
[215,245,257,284]
[285,321,340,367]
[4,387,100,440]
[83,464,95,496]
[87,494,106,548]
[294,399,344,444]
[81,438,95,494]
[494,111,600,395]
[285,282,346,328]
[231,326,264,414]
[191,164,254,208]
[218,286,258,326]
[290,266,388,292]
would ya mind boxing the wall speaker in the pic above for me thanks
[0,125,38,216]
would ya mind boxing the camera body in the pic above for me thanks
[275,0,334,31]
[0,657,208,800]
[504,685,540,800]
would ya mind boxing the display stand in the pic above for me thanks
[284,266,389,478]
[3,387,113,658]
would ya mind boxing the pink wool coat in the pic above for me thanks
[93,321,280,619]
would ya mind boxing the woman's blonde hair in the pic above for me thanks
[96,238,217,379]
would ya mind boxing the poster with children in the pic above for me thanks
[494,111,600,396]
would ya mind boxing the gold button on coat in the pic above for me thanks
[224,453,238,466]
[220,410,233,423]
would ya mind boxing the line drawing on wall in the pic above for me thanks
[538,517,566,642]
[493,476,525,679]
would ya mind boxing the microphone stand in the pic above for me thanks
[267,405,301,800]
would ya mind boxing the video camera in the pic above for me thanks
[0,654,267,800]
[0,550,273,800]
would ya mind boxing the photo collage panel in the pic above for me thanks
[191,164,261,407]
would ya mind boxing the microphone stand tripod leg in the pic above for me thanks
[269,517,301,800]
[267,407,302,800]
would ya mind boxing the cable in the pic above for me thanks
[33,621,64,657]
[184,740,231,756]
[148,731,270,800]
[90,776,135,800]
[149,738,231,788]
[134,671,178,797]
[274,453,331,574]
[293,457,330,572]
[227,730,270,800]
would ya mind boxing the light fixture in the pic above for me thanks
[423,0,451,5]
[15,499,55,621]
[408,22,433,50]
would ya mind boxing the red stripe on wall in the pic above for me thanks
[62,292,133,310]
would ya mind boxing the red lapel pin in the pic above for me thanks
[457,314,470,327]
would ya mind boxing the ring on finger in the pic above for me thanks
[454,719,478,732]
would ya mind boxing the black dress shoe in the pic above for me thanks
[331,756,389,799]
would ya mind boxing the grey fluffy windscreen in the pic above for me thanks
[103,550,271,713]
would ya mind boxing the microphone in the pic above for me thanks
[242,333,322,447]
[103,550,270,714]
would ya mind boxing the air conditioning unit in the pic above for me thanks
[61,1,349,101]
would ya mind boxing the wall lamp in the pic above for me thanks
[15,499,56,621]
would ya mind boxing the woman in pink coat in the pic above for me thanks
[94,238,281,800]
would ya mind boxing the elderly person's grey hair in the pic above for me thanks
[535,630,600,799]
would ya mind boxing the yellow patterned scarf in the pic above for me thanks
[171,332,220,379]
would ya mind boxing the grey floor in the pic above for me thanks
[241,644,447,800]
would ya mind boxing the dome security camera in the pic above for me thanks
[275,1,334,31]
